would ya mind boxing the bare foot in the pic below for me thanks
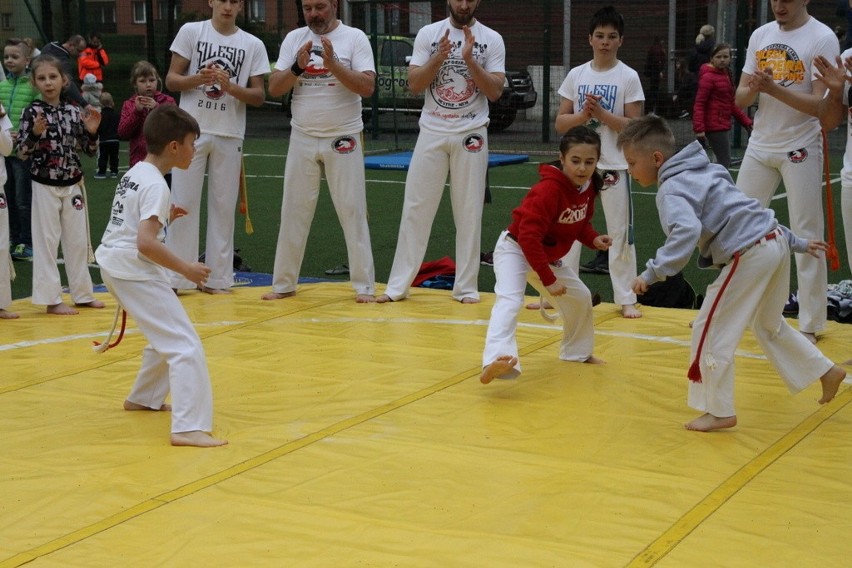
[76,299,105,309]
[584,355,606,364]
[47,303,78,315]
[376,294,396,303]
[0,309,19,319]
[480,355,518,384]
[170,431,228,447]
[200,286,230,295]
[802,331,817,345]
[261,291,296,301]
[124,400,171,411]
[526,300,553,310]
[460,297,480,304]
[818,365,847,404]
[689,320,694,328]
[685,413,737,432]
[621,304,642,319]
[355,294,376,303]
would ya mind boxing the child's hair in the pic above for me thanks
[4,37,31,58]
[617,114,676,157]
[696,24,715,45]
[129,60,162,90]
[100,92,114,108]
[589,5,624,37]
[559,125,602,158]
[143,104,199,155]
[29,54,66,80]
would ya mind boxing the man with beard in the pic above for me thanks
[262,0,377,303]
[165,0,268,294]
[377,0,505,304]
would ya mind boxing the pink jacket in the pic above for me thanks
[692,64,752,134]
[118,92,176,167]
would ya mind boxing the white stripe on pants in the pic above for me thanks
[482,232,595,379]
[564,170,637,305]
[735,143,827,333]
[687,236,833,417]
[30,181,95,306]
[269,129,375,295]
[384,126,488,302]
[167,133,242,290]
[101,271,214,433]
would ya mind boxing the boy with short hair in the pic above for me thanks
[554,5,644,318]
[95,104,227,447]
[620,115,846,432]
[95,91,120,179]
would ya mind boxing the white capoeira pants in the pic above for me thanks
[482,232,595,379]
[101,271,214,434]
[735,142,827,334]
[383,126,489,302]
[268,129,375,296]
[0,188,11,310]
[167,133,242,290]
[843,183,852,274]
[564,169,637,305]
[30,180,96,306]
[688,232,833,418]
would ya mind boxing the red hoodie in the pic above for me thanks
[692,63,752,134]
[118,92,176,166]
[507,163,601,286]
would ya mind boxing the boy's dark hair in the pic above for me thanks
[143,104,199,155]
[589,6,624,37]
[559,126,604,192]
[616,114,676,157]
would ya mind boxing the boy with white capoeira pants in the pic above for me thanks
[377,0,506,305]
[96,105,226,448]
[165,0,267,294]
[0,102,17,319]
[734,0,838,343]
[621,115,846,433]
[262,0,377,304]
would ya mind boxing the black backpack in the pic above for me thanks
[637,272,701,309]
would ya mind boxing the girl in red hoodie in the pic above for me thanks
[481,126,612,384]
[692,43,753,169]
[118,61,176,169]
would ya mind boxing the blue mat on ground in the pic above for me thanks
[364,151,528,171]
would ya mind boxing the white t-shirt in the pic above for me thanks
[412,19,506,134]
[743,16,838,151]
[96,162,171,282]
[170,20,268,139]
[557,61,644,170]
[276,22,374,137]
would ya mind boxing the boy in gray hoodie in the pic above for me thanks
[618,114,846,432]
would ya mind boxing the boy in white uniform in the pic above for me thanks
[262,0,377,303]
[96,105,226,448]
[734,0,838,343]
[622,115,846,433]
[555,5,644,318]
[165,0,267,294]
[0,103,17,319]
[377,0,506,304]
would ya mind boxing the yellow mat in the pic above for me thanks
[1,282,851,567]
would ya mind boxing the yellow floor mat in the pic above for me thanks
[1,282,851,567]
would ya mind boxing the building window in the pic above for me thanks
[89,2,116,26]
[247,0,265,22]
[0,13,12,31]
[157,0,181,21]
[132,1,147,24]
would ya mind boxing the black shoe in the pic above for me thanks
[480,251,494,266]
[580,251,609,274]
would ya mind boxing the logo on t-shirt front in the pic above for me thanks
[463,133,484,153]
[788,148,808,163]
[195,41,248,99]
[303,45,334,79]
[756,43,805,87]
[332,136,357,154]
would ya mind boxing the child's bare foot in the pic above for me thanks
[460,297,480,304]
[47,302,79,315]
[621,304,642,318]
[200,286,230,295]
[76,299,105,309]
[170,431,228,447]
[480,355,518,384]
[376,294,395,303]
[355,294,376,303]
[261,291,295,301]
[818,365,847,404]
[802,331,817,344]
[526,300,553,310]
[124,400,171,411]
[0,308,19,319]
[685,413,737,432]
[584,355,606,364]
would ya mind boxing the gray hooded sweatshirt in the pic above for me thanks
[640,141,807,285]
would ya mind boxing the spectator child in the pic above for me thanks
[81,73,103,109]
[95,91,120,179]
[16,54,104,315]
[0,102,18,319]
[118,61,176,169]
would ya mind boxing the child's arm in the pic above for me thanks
[137,217,211,287]
[79,107,100,157]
